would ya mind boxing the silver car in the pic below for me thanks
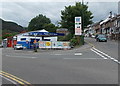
[14,44,23,50]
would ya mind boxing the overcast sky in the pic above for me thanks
[0,2,118,27]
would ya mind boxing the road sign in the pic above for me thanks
[75,17,82,35]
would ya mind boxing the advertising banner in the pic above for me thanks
[75,17,82,35]
[45,41,52,48]
[52,42,57,48]
[39,41,70,49]
[39,41,45,48]
[62,42,70,48]
[52,42,70,48]
[57,42,63,48]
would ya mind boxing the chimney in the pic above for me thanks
[109,11,112,18]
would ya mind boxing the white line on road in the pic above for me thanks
[90,49,107,59]
[53,54,62,55]
[64,58,104,59]
[92,47,120,64]
[74,53,82,56]
[92,47,112,58]
[5,55,37,58]
[50,53,72,55]
[0,74,17,85]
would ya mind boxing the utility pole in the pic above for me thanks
[82,0,84,45]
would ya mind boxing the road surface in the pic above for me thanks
[1,38,119,85]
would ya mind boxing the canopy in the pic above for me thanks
[27,32,65,37]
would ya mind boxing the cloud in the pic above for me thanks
[0,2,118,27]
[88,2,118,22]
[0,0,119,2]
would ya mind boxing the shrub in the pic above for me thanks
[70,35,84,47]
[58,33,73,41]
[70,37,78,47]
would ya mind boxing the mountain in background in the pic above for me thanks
[0,18,25,34]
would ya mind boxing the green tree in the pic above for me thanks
[44,23,57,32]
[2,32,18,39]
[28,14,51,31]
[61,2,93,35]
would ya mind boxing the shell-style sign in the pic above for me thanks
[46,42,51,46]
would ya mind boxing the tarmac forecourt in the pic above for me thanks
[0,71,33,86]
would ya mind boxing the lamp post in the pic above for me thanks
[34,33,37,52]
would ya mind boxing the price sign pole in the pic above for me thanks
[75,17,82,45]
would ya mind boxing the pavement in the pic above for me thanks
[1,37,119,85]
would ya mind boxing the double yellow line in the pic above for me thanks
[0,71,33,86]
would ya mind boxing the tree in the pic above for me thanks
[61,2,93,35]
[43,23,57,32]
[2,32,18,39]
[28,14,51,31]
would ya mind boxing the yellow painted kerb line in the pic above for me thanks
[85,41,95,48]
[0,71,32,86]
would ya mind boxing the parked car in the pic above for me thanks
[0,44,3,48]
[96,34,107,42]
[14,44,23,50]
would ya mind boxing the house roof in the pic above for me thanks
[56,28,68,31]
[100,18,111,25]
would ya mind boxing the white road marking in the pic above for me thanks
[92,47,111,58]
[90,49,107,59]
[64,58,104,59]
[92,47,120,64]
[0,74,17,85]
[50,53,72,55]
[53,54,62,55]
[74,53,82,56]
[5,55,37,58]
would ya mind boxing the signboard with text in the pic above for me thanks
[39,41,70,49]
[45,41,52,48]
[39,41,45,48]
[75,17,82,35]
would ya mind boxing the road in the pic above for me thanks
[1,38,119,85]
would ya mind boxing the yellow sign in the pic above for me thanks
[46,42,51,46]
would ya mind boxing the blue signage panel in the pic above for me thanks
[28,32,64,36]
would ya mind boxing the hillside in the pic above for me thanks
[0,18,25,34]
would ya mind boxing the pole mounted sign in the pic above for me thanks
[75,17,82,35]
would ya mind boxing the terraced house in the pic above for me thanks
[86,14,120,40]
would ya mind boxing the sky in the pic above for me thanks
[0,1,119,27]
